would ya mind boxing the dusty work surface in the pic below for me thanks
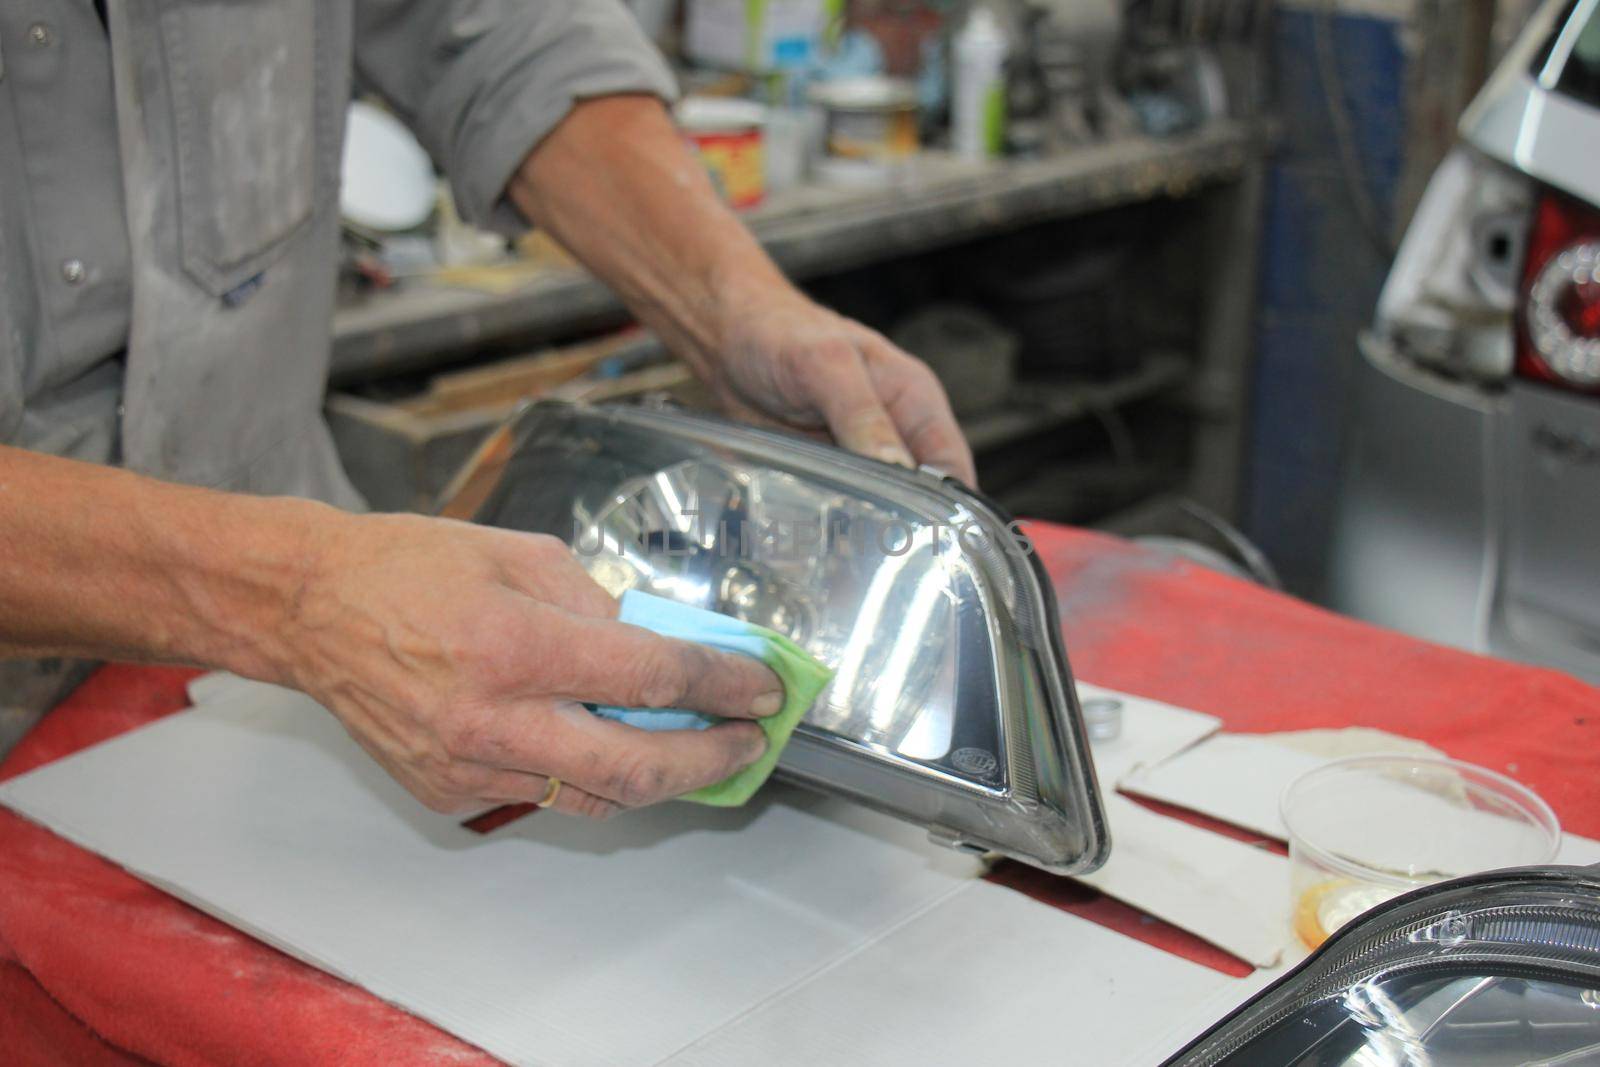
[2,523,1597,1065]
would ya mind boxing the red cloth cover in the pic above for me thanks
[2,525,1596,1064]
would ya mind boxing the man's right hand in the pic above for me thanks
[279,513,783,818]
[0,446,779,817]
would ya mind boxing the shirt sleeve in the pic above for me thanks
[352,0,679,235]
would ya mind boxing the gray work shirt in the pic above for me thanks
[0,1,677,754]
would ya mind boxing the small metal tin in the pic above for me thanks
[807,76,919,169]
[1081,697,1123,743]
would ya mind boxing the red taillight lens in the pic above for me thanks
[1518,189,1600,391]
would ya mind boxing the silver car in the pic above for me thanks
[1329,0,1600,683]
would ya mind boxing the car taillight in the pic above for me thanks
[1518,189,1600,391]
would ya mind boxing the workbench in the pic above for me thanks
[4,522,1594,1065]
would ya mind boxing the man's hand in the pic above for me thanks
[708,288,976,485]
[284,514,782,818]
[0,446,782,819]
[508,96,976,486]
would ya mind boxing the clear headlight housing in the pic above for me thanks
[1166,865,1600,1066]
[467,401,1109,873]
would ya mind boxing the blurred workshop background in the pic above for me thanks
[331,0,1597,678]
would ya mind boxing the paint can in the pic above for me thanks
[808,77,918,181]
[676,96,768,209]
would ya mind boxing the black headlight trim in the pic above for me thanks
[1165,865,1600,1066]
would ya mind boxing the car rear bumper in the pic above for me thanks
[1329,333,1600,683]
[1328,332,1503,655]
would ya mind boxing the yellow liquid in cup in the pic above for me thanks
[1293,879,1406,950]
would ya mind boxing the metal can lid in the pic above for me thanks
[808,76,918,112]
[675,96,768,134]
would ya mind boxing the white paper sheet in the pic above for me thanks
[1061,687,1293,967]
[0,679,987,1067]
[1121,732,1333,839]
[1077,794,1292,968]
[184,669,248,706]
[1120,730,1600,871]
[1076,680,1222,787]
[664,878,1234,1067]
[1559,834,1600,866]
[3,677,1256,1067]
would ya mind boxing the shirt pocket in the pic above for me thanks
[158,1,340,297]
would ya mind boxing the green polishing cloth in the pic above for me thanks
[592,591,835,806]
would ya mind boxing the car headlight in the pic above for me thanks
[1165,864,1600,1066]
[464,400,1109,873]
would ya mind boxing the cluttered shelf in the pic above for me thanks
[330,118,1267,384]
[324,334,1192,515]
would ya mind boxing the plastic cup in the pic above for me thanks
[1281,755,1560,950]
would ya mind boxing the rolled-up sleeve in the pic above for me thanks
[353,0,679,234]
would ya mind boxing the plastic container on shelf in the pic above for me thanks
[953,5,1009,161]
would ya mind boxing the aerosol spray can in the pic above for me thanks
[953,4,1009,161]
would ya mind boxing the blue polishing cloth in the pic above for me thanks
[593,590,833,806]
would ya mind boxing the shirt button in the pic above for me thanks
[29,24,54,47]
[61,259,87,284]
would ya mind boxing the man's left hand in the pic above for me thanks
[508,96,975,486]
[708,289,977,486]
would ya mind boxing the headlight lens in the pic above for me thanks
[468,401,1109,872]
[579,457,972,760]
[1166,867,1600,1066]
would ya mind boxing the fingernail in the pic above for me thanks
[875,445,914,467]
[750,690,784,717]
[744,730,770,762]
